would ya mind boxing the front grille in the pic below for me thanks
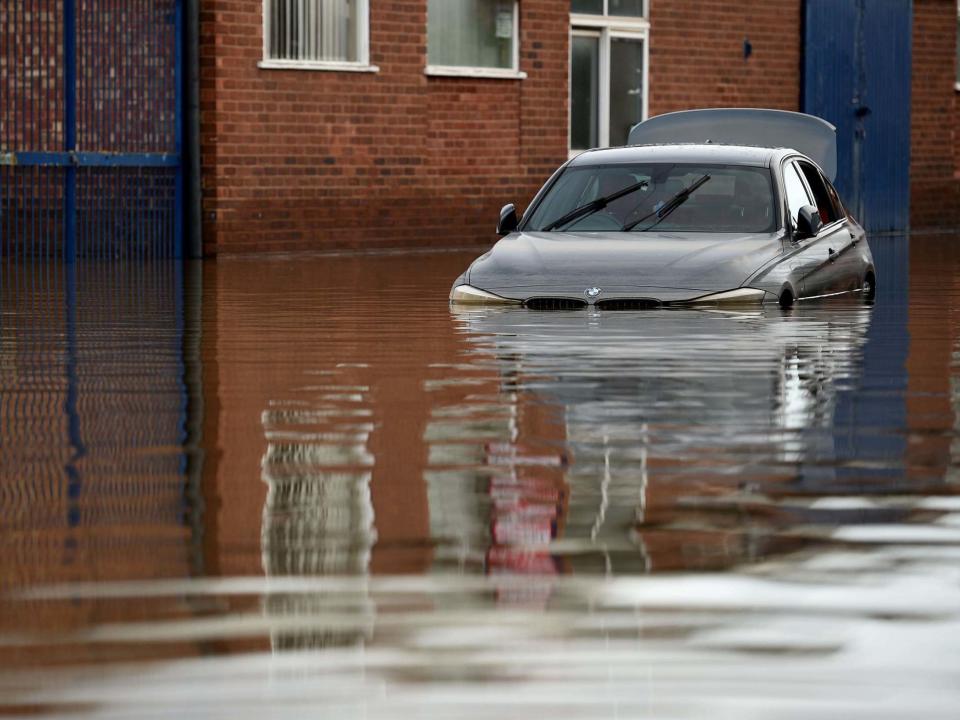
[525,297,588,311]
[596,298,663,310]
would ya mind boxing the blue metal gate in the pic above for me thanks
[803,0,913,233]
[1,0,183,264]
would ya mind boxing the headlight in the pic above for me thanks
[686,288,767,305]
[449,284,522,305]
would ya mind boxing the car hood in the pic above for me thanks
[467,231,783,302]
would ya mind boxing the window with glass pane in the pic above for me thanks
[428,0,517,69]
[571,0,603,13]
[266,0,364,63]
[608,37,644,146]
[784,162,812,226]
[570,0,644,16]
[571,35,600,149]
[608,0,644,16]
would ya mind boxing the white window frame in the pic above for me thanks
[569,9,649,156]
[425,0,527,80]
[258,0,378,73]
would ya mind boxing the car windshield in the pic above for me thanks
[526,163,776,233]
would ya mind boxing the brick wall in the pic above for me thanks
[648,0,802,116]
[200,0,568,255]
[201,0,805,255]
[200,0,957,255]
[911,0,960,229]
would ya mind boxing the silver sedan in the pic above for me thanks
[451,109,875,309]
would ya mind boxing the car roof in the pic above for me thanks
[568,143,788,169]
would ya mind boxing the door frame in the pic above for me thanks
[569,13,650,157]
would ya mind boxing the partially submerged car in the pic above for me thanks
[450,109,875,309]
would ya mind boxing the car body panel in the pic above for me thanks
[467,231,784,302]
[742,221,873,302]
[799,223,855,297]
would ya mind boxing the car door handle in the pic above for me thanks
[828,248,836,262]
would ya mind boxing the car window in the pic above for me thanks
[576,169,653,207]
[528,168,648,231]
[797,161,841,225]
[822,176,847,220]
[525,163,776,233]
[783,161,812,228]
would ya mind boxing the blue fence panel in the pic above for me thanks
[1,1,66,263]
[1,0,183,267]
[803,0,912,233]
[859,0,912,233]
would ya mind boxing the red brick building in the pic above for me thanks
[199,0,960,255]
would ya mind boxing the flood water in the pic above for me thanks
[1,236,959,718]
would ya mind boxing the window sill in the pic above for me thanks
[258,60,380,73]
[425,65,527,80]
[569,12,650,30]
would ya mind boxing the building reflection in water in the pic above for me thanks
[260,400,377,650]
[194,253,473,653]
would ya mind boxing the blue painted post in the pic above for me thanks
[174,0,184,259]
[63,0,77,263]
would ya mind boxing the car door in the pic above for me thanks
[781,159,831,298]
[795,161,860,296]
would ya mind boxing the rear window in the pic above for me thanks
[525,163,776,233]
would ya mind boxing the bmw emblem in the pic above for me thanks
[585,287,602,299]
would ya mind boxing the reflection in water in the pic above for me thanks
[260,395,377,650]
[0,262,202,588]
[447,303,879,576]
[2,238,960,718]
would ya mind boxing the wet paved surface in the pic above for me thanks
[1,236,959,718]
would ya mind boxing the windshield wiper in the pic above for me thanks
[621,174,711,232]
[542,179,649,231]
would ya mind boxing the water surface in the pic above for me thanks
[1,237,959,718]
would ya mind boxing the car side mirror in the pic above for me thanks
[794,204,822,240]
[497,203,519,236]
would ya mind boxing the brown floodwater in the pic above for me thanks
[1,235,959,718]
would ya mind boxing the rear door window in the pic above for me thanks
[822,176,847,220]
